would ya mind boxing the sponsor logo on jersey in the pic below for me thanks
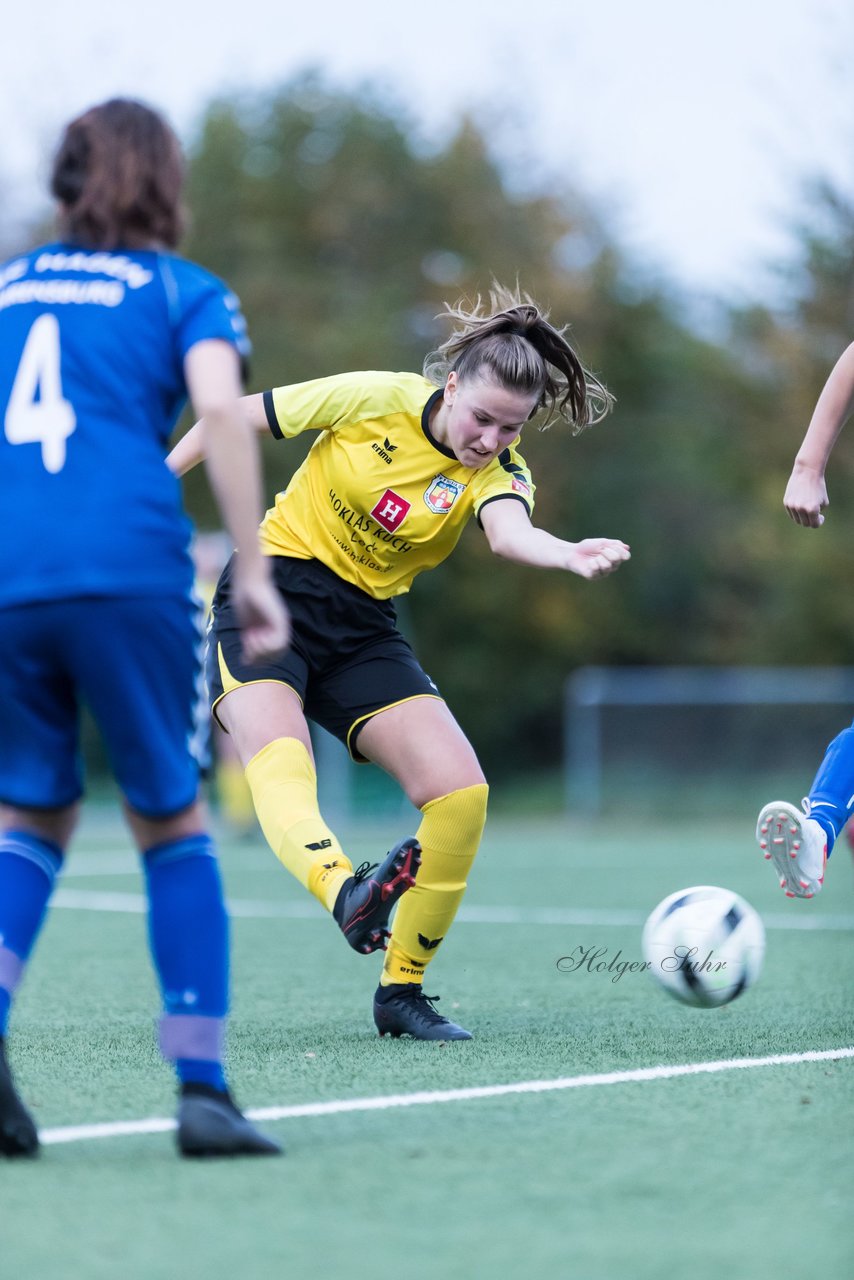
[305,840,334,851]
[371,436,398,465]
[370,489,411,532]
[511,475,531,495]
[424,474,466,514]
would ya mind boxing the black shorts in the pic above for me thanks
[207,555,441,760]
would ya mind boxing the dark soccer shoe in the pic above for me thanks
[333,838,421,954]
[0,1037,39,1158]
[373,984,472,1041]
[177,1083,282,1158]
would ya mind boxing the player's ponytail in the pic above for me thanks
[423,282,614,433]
[51,99,185,252]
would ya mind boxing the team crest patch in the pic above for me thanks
[370,489,411,532]
[424,474,466,514]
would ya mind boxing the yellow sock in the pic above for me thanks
[244,737,352,910]
[382,783,488,986]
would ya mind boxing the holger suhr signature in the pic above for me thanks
[556,945,727,983]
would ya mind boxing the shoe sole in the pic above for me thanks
[377,1025,472,1041]
[342,839,421,954]
[179,1139,281,1158]
[756,801,824,898]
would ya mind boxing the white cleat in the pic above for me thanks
[755,800,827,899]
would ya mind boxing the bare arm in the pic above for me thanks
[784,341,854,528]
[183,342,288,659]
[168,389,269,477]
[480,498,630,579]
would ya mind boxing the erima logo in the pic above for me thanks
[417,933,444,950]
[400,963,425,975]
[305,840,333,851]
[371,437,398,465]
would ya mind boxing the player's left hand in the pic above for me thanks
[566,537,631,579]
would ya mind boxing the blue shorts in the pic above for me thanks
[0,595,207,817]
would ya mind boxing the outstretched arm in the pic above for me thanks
[480,498,630,579]
[784,340,854,528]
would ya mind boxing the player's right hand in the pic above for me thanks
[783,466,828,527]
[565,537,631,579]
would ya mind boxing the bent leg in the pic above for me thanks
[355,697,485,810]
[807,722,854,853]
[356,700,488,985]
[218,684,352,909]
[219,682,418,953]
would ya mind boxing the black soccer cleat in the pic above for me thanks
[332,838,421,954]
[373,983,472,1041]
[177,1083,282,1158]
[0,1036,39,1158]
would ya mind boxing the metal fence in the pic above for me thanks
[564,666,854,816]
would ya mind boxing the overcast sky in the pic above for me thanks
[2,0,852,304]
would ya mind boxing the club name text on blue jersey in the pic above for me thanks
[0,243,248,609]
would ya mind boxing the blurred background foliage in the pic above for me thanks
[33,72,854,779]
[177,73,854,777]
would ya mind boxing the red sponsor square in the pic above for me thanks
[370,489,411,532]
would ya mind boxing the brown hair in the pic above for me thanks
[50,98,186,251]
[423,282,614,433]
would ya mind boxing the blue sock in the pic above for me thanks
[143,834,229,1092]
[0,831,63,1035]
[807,724,854,856]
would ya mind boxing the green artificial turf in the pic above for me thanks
[1,809,852,1280]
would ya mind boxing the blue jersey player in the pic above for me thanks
[0,99,288,1158]
[755,341,854,899]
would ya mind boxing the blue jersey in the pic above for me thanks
[0,242,249,607]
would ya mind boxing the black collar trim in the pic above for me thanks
[421,388,458,461]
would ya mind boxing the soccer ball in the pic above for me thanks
[642,885,765,1008]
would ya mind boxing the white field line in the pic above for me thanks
[39,1046,854,1147]
[50,887,854,931]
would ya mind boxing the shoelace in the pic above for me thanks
[351,861,378,884]
[401,989,446,1024]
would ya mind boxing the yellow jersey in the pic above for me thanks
[259,370,535,599]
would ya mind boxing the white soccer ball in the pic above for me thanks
[642,885,765,1008]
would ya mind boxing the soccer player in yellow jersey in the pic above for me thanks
[168,284,630,1040]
